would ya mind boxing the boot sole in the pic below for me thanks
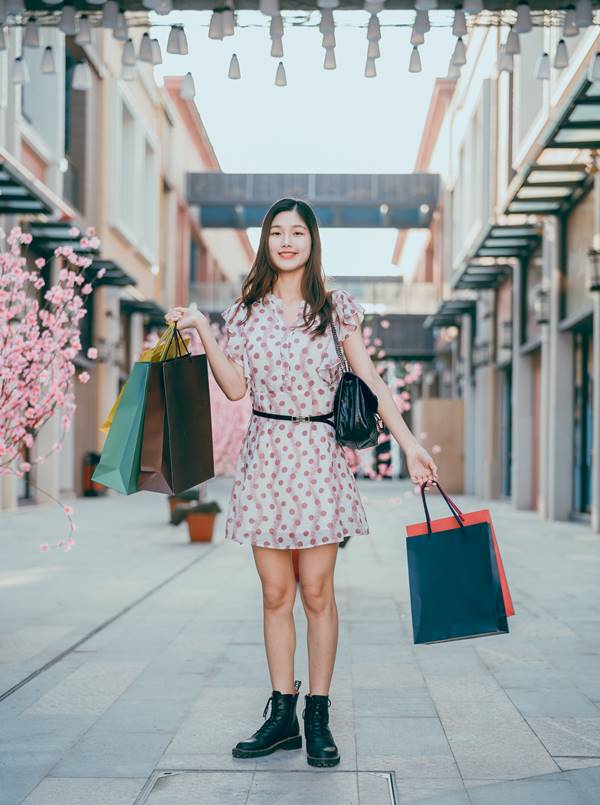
[306,753,340,767]
[232,734,302,758]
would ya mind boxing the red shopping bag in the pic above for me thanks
[405,481,515,618]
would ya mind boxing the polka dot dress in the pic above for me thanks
[220,288,371,550]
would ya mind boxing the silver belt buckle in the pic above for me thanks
[291,415,310,422]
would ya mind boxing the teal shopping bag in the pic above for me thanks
[92,362,152,495]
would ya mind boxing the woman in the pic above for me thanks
[165,197,437,768]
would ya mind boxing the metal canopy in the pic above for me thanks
[0,151,62,216]
[120,298,166,319]
[26,220,101,256]
[187,172,439,229]
[423,297,476,329]
[504,77,598,216]
[86,259,137,288]
[451,223,540,290]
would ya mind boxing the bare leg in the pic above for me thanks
[251,545,298,694]
[297,543,339,696]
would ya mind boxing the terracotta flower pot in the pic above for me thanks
[186,512,217,542]
[168,496,190,515]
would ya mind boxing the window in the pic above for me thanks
[119,102,136,235]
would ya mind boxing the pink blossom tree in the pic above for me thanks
[0,224,103,550]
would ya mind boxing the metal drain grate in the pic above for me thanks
[135,768,398,805]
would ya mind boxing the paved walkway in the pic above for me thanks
[0,478,599,804]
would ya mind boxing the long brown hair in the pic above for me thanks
[232,197,334,338]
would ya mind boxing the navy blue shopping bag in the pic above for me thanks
[405,482,509,645]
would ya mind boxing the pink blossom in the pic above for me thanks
[20,461,31,472]
[96,267,106,279]
[432,444,441,454]
[87,347,98,359]
[35,257,46,268]
[81,283,92,295]
[78,371,90,383]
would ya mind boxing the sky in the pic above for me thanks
[151,9,455,279]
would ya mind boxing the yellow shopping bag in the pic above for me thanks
[99,323,191,433]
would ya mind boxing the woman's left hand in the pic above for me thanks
[405,444,438,486]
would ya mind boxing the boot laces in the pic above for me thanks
[304,696,331,735]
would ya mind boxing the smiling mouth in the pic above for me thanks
[279,253,297,257]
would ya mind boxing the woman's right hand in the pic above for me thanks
[164,305,207,331]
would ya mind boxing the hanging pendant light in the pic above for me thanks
[275,61,286,86]
[59,5,77,36]
[41,45,56,74]
[318,0,339,7]
[86,0,106,5]
[222,7,235,37]
[151,38,162,65]
[563,8,579,36]
[463,0,483,12]
[447,61,461,79]
[364,56,376,77]
[271,36,283,58]
[72,61,92,91]
[505,26,520,55]
[498,45,514,73]
[554,38,569,69]
[452,9,467,37]
[364,0,383,11]
[13,56,29,84]
[208,10,224,40]
[324,47,336,69]
[228,53,241,79]
[410,25,425,46]
[114,14,129,42]
[139,32,153,62]
[414,9,430,34]
[367,38,380,59]
[0,29,6,52]
[7,0,25,14]
[409,44,422,72]
[451,36,466,67]
[75,15,92,46]
[102,1,119,30]
[24,17,40,48]
[514,3,532,34]
[270,13,283,37]
[180,71,195,100]
[535,51,550,79]
[322,30,335,48]
[154,0,173,14]
[415,0,437,9]
[576,0,593,28]
[167,24,188,54]
[587,51,600,82]
[121,38,136,66]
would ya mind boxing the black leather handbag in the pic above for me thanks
[329,320,385,449]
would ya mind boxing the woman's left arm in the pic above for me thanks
[341,319,439,486]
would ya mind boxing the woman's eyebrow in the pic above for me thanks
[270,225,307,230]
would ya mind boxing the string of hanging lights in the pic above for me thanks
[2,0,600,98]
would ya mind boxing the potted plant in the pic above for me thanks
[183,500,222,542]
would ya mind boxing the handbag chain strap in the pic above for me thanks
[329,320,348,372]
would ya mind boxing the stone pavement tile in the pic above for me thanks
[352,687,438,718]
[351,663,426,689]
[349,619,408,645]
[503,687,600,718]
[0,751,61,805]
[0,714,95,753]
[21,777,146,805]
[555,757,600,771]
[144,770,253,805]
[118,669,207,702]
[356,770,397,805]
[48,731,173,777]
[392,778,470,804]
[563,765,600,804]
[566,674,600,702]
[525,717,600,756]
[158,751,257,771]
[357,755,460,779]
[92,696,191,734]
[356,716,455,769]
[247,770,359,805]
[423,674,559,779]
[464,771,598,805]
[25,660,146,716]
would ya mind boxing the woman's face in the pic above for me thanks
[268,209,312,276]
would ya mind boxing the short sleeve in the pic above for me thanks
[220,299,251,386]
[333,289,365,342]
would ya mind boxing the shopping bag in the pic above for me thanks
[137,326,214,495]
[405,482,509,644]
[91,362,152,494]
[406,482,514,617]
[99,323,191,434]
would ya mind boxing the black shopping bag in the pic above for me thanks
[405,483,509,645]
[137,327,215,495]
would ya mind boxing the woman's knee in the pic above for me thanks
[299,580,335,615]
[262,582,296,613]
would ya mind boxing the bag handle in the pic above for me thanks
[329,319,349,373]
[159,323,191,361]
[420,480,466,535]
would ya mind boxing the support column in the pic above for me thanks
[591,169,600,532]
[546,216,574,521]
[511,259,533,509]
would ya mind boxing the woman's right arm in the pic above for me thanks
[165,307,247,401]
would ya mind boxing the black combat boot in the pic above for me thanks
[302,693,340,767]
[232,680,302,758]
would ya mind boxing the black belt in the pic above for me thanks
[252,408,336,429]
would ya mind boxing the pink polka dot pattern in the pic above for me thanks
[220,288,370,550]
